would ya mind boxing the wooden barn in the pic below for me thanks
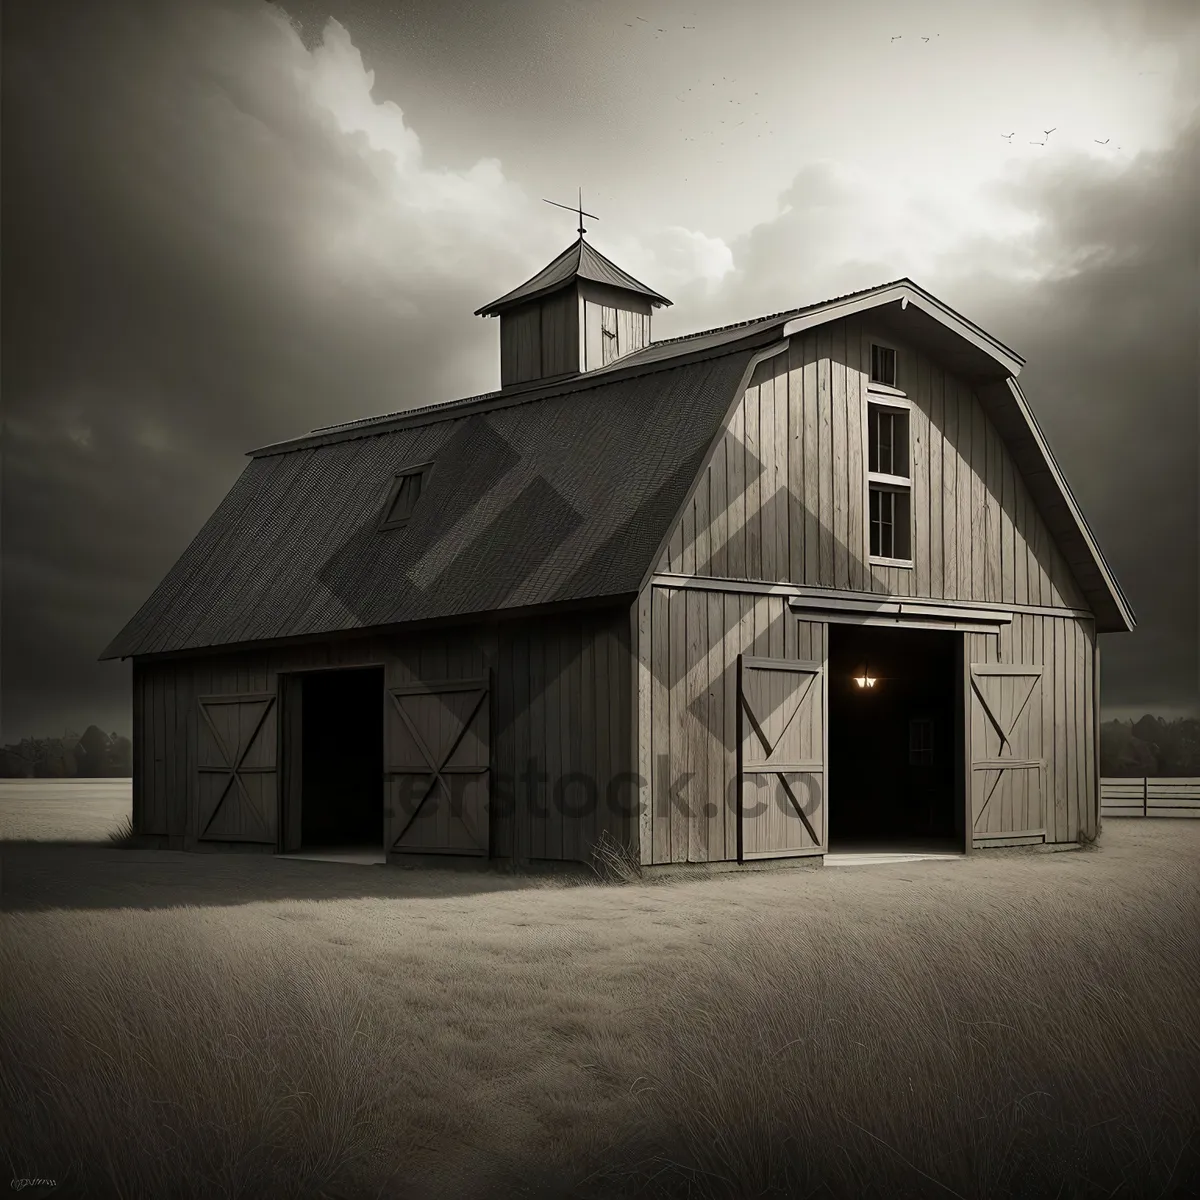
[101,232,1135,870]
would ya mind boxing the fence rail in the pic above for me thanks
[1101,777,1200,818]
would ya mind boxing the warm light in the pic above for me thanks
[854,664,877,688]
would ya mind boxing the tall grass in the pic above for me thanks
[3,844,1197,1199]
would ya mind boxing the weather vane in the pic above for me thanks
[542,187,598,237]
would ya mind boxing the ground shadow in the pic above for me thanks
[0,840,607,914]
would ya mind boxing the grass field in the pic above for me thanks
[2,781,1198,1199]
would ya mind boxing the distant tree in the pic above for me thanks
[32,736,79,777]
[107,734,133,776]
[1156,717,1200,775]
[1100,715,1200,777]
[1131,714,1163,756]
[76,725,111,776]
[1099,720,1132,776]
[0,749,34,777]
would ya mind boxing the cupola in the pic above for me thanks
[475,201,672,388]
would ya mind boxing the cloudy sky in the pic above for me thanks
[2,0,1197,742]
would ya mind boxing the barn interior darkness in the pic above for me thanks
[827,624,960,849]
[299,667,384,847]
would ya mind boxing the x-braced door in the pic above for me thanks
[384,675,490,856]
[196,692,278,843]
[968,663,1045,843]
[738,656,827,860]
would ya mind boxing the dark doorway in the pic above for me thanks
[827,624,961,851]
[283,666,384,852]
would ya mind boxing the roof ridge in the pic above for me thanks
[650,277,911,347]
[279,278,915,451]
[255,336,767,457]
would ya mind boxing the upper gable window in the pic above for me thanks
[870,343,897,388]
[866,401,912,563]
[379,462,434,531]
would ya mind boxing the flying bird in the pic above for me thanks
[1043,127,1056,136]
[891,35,902,41]
[636,14,647,20]
[1029,139,1046,146]
[1095,138,1109,144]
[1001,132,1015,140]
[683,24,695,29]
[921,36,929,42]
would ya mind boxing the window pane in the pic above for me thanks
[386,478,409,522]
[880,412,893,475]
[871,344,896,386]
[894,489,911,558]
[868,409,879,473]
[869,488,880,556]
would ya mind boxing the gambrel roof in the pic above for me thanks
[101,278,1134,660]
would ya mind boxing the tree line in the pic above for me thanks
[1,714,1196,780]
[1099,715,1200,778]
[0,726,133,778]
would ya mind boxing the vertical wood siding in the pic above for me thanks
[655,319,1088,612]
[131,607,633,864]
[579,281,652,371]
[500,289,582,385]
[972,612,1096,844]
[635,583,827,865]
[630,584,1097,864]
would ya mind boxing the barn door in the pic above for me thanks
[197,691,278,843]
[738,656,827,860]
[968,663,1045,843]
[384,675,490,856]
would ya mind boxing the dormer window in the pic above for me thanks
[379,462,433,531]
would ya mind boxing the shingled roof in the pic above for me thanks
[474,236,672,316]
[101,277,1135,661]
[100,343,765,660]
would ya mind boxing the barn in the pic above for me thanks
[101,232,1135,870]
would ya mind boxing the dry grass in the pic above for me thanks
[2,808,1198,1199]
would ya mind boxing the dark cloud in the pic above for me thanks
[2,0,1196,742]
[2,0,542,739]
[946,115,1200,717]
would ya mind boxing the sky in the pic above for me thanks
[2,0,1197,742]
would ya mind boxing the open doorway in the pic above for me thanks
[827,623,962,853]
[279,666,384,862]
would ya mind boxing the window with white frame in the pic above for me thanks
[867,398,912,561]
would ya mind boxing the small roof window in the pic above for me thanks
[378,462,434,530]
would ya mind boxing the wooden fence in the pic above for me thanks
[1100,778,1200,818]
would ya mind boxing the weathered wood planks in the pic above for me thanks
[656,320,1088,614]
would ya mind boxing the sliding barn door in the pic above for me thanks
[196,691,278,843]
[738,656,827,860]
[384,675,491,856]
[968,663,1045,843]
